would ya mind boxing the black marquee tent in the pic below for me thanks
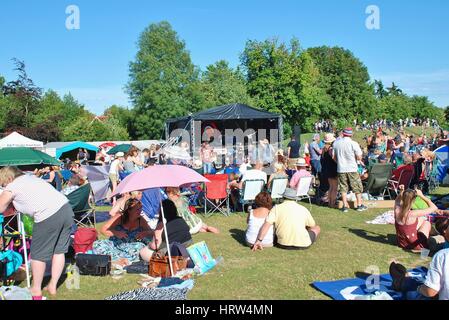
[165,103,283,157]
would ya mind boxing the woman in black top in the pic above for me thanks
[140,199,192,261]
[320,134,338,208]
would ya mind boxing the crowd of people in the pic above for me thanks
[1,122,449,300]
[314,118,440,133]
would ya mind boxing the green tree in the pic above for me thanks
[386,82,403,96]
[374,80,387,99]
[306,46,377,123]
[241,38,329,132]
[127,21,201,139]
[2,59,42,128]
[103,105,133,133]
[63,115,129,141]
[199,60,254,107]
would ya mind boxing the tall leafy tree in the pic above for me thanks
[199,60,254,108]
[374,80,387,99]
[306,46,377,123]
[2,59,42,128]
[127,21,201,139]
[241,38,328,132]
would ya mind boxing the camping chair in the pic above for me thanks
[0,210,31,288]
[239,179,265,209]
[388,166,415,199]
[293,176,314,209]
[269,177,288,203]
[203,174,230,217]
[363,163,393,199]
[67,183,96,229]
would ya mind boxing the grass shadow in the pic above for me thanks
[229,228,248,247]
[344,227,397,247]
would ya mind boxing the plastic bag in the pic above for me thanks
[0,286,32,300]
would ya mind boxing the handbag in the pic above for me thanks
[75,254,111,276]
[73,228,98,254]
[149,251,188,278]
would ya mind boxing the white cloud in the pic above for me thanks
[371,69,449,107]
[53,86,130,115]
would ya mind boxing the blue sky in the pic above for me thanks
[1,0,448,114]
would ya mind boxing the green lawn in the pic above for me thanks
[49,199,442,300]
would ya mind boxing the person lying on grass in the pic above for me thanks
[165,187,219,234]
[394,185,443,252]
[251,193,320,251]
[390,217,449,300]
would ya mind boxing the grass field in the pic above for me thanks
[49,188,449,300]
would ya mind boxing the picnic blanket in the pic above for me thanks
[312,267,428,300]
[366,211,395,225]
[105,287,190,300]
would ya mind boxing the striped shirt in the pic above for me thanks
[5,175,69,223]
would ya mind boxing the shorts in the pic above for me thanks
[338,172,363,194]
[275,230,317,250]
[109,173,118,184]
[30,203,74,262]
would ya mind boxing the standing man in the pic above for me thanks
[309,134,322,177]
[287,135,300,170]
[332,128,367,213]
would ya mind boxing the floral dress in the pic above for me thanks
[93,224,151,262]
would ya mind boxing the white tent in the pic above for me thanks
[0,132,43,149]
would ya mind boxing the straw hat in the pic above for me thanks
[296,158,307,167]
[324,133,336,144]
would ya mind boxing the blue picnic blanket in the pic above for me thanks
[312,267,428,300]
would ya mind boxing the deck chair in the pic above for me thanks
[269,177,288,203]
[67,183,96,228]
[293,176,314,209]
[203,174,230,217]
[240,179,265,208]
[388,166,415,198]
[363,163,393,199]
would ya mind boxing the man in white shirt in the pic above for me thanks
[332,128,367,213]
[239,162,267,187]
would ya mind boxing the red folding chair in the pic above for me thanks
[203,174,230,217]
[388,166,415,198]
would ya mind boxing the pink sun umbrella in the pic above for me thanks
[112,165,210,275]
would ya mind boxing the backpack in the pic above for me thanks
[0,250,23,279]
[73,228,98,254]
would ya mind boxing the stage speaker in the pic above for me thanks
[294,125,301,146]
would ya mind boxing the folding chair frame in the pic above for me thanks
[239,179,266,209]
[203,175,230,217]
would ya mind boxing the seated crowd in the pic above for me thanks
[3,125,449,300]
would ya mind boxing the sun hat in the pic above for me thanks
[276,149,284,156]
[296,158,307,167]
[343,128,353,137]
[324,133,336,144]
[116,152,125,157]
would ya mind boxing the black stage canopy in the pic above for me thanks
[165,103,283,158]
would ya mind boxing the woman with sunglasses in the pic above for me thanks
[394,185,441,251]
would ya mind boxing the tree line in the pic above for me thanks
[1,21,447,142]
